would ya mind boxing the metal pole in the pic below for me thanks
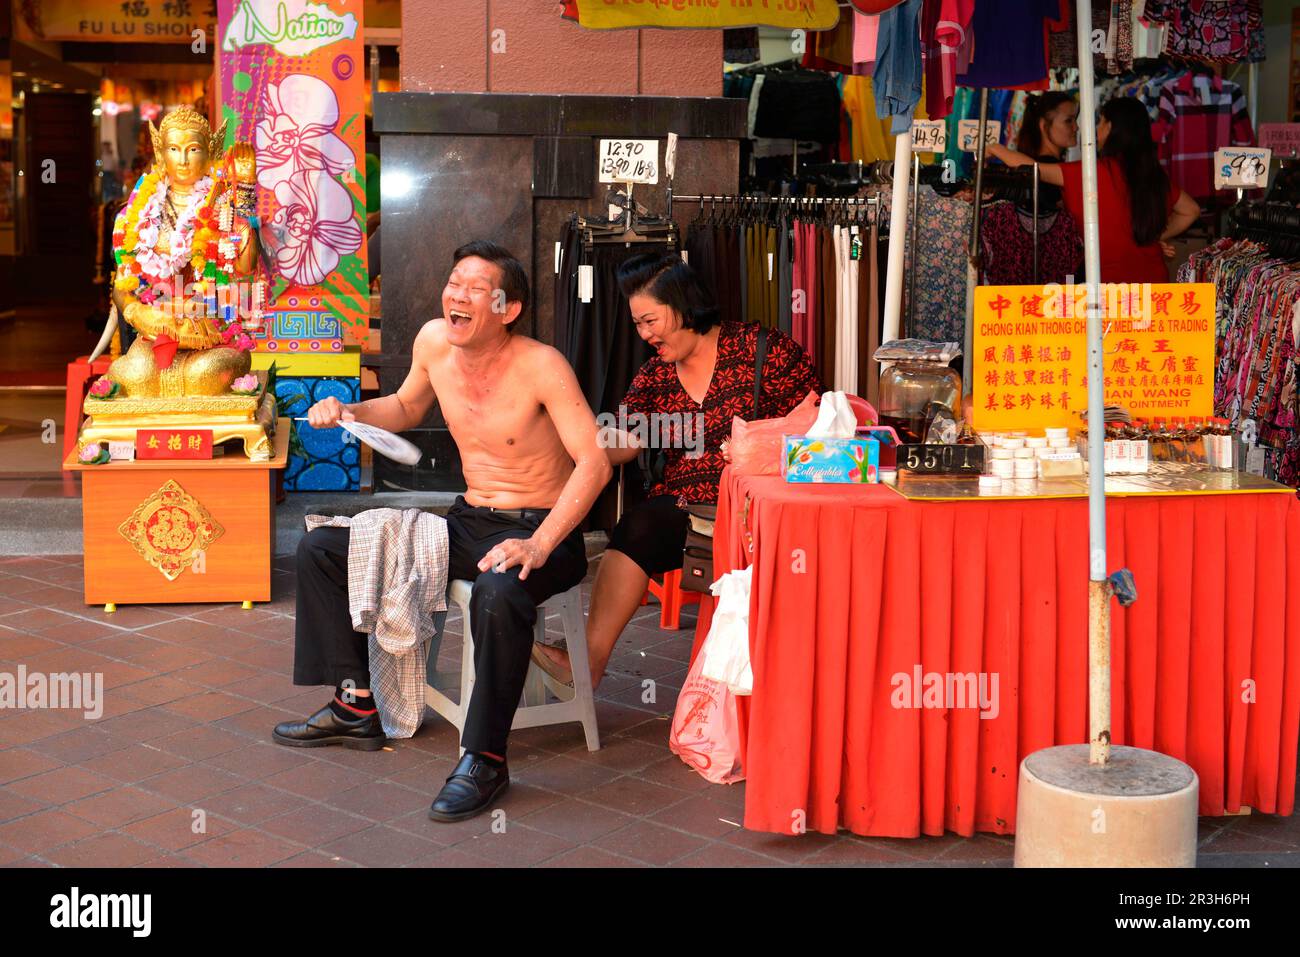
[1247,62,1259,129]
[370,45,379,106]
[1075,0,1110,766]
[1032,162,1040,285]
[963,89,990,394]
[908,153,920,337]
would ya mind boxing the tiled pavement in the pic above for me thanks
[1,553,1299,868]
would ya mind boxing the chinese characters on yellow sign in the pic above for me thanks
[971,283,1215,431]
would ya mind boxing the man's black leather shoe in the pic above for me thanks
[272,703,387,751]
[428,752,510,822]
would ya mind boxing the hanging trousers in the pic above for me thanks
[292,497,588,757]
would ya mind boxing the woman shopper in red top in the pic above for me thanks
[988,96,1201,283]
[532,253,821,688]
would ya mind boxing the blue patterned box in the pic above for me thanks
[781,435,879,484]
[275,376,361,492]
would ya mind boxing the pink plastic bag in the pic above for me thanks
[669,650,745,784]
[729,391,820,476]
[730,391,878,476]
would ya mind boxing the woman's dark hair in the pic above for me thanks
[616,252,721,334]
[1016,92,1076,160]
[1099,97,1171,247]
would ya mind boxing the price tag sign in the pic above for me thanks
[598,139,660,185]
[1214,146,1271,190]
[958,119,1001,153]
[1259,123,1300,156]
[911,120,946,153]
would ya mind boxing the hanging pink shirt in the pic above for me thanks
[853,11,880,67]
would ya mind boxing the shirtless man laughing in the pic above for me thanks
[274,240,611,822]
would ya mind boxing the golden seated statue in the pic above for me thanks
[80,106,275,461]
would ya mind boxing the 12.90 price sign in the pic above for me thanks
[598,139,660,185]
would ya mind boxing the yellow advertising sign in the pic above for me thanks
[30,0,218,43]
[576,0,841,31]
[972,283,1216,431]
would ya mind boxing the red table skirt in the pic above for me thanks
[700,472,1300,838]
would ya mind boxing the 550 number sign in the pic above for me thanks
[899,443,985,474]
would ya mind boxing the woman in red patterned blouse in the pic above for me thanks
[533,253,821,688]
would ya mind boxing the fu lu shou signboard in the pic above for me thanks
[971,283,1215,432]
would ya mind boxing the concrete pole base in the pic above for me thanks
[1014,745,1198,868]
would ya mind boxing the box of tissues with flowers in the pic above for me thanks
[781,435,879,484]
[780,391,880,484]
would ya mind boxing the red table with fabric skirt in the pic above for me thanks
[691,469,1300,838]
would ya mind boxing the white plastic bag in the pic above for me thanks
[699,567,753,695]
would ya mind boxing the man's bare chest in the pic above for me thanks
[431,366,544,447]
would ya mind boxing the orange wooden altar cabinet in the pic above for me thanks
[62,421,289,610]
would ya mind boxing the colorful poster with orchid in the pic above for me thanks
[216,0,368,345]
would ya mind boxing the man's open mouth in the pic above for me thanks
[449,310,473,327]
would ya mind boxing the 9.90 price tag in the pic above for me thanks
[1213,147,1271,190]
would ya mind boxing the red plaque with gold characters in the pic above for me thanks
[136,429,214,460]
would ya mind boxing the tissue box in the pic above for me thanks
[782,435,879,484]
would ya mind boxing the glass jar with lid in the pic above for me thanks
[878,360,963,444]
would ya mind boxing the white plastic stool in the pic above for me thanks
[424,580,601,752]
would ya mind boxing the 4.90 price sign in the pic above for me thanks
[598,138,660,185]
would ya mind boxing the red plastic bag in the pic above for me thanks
[669,649,745,784]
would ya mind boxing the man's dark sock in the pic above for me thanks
[329,686,376,720]
[473,751,505,767]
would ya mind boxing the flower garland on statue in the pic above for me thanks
[111,165,255,351]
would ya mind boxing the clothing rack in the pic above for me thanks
[1227,201,1300,258]
[671,194,880,211]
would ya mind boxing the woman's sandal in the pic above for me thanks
[529,641,575,689]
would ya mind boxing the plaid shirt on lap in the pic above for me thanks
[305,509,449,738]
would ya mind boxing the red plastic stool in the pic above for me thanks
[644,568,703,631]
[64,355,112,461]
